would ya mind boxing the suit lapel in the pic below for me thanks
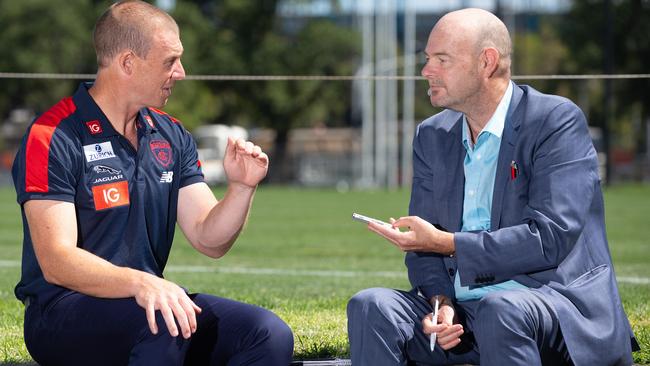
[444,117,465,232]
[491,84,524,230]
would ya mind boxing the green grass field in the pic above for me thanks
[0,184,648,364]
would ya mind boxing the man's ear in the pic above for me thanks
[117,50,136,76]
[480,47,500,78]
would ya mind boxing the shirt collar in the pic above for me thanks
[73,82,154,137]
[136,110,157,134]
[462,81,514,147]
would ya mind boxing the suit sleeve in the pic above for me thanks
[454,101,599,286]
[406,124,454,300]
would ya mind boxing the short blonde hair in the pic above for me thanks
[93,0,178,67]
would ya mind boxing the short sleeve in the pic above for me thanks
[178,128,205,188]
[12,122,80,205]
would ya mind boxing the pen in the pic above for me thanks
[430,296,439,352]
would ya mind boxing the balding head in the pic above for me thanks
[93,0,178,68]
[421,8,513,117]
[435,8,511,76]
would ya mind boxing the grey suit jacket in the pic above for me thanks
[406,83,638,366]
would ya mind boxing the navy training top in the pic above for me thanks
[12,82,204,307]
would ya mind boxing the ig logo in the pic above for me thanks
[102,188,120,203]
[85,120,102,135]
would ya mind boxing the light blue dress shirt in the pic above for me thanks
[454,82,527,301]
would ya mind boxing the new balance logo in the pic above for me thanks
[160,171,173,183]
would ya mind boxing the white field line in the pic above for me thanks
[165,265,405,279]
[0,259,648,284]
[0,260,403,279]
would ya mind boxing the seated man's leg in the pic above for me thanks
[24,292,189,366]
[183,293,294,366]
[347,287,479,366]
[24,292,292,366]
[473,289,572,366]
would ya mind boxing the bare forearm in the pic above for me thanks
[194,183,256,256]
[40,245,145,298]
[25,200,148,298]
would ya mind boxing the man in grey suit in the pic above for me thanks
[347,8,638,366]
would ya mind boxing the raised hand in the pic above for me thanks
[223,137,269,189]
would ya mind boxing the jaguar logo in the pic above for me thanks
[93,165,121,175]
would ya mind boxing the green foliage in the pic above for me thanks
[0,0,361,137]
[249,20,361,130]
[164,0,361,132]
[0,185,649,362]
[0,0,98,118]
[512,20,572,96]
[163,2,223,130]
[559,1,650,156]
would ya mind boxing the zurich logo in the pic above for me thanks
[83,141,115,163]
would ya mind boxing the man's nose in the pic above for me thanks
[421,61,432,78]
[173,60,186,80]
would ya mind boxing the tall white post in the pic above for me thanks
[401,0,416,188]
[386,0,399,189]
[359,1,375,187]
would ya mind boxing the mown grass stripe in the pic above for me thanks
[1,259,648,284]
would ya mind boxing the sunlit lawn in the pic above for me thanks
[0,184,648,364]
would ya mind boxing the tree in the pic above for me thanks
[172,0,360,182]
[244,20,360,181]
[0,0,97,121]
[559,0,650,179]
[164,1,223,131]
[1,0,362,183]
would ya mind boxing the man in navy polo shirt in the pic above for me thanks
[11,1,293,365]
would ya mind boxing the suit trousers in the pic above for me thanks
[23,292,294,366]
[347,287,572,366]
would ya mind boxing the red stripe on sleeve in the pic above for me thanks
[148,107,181,124]
[25,97,77,192]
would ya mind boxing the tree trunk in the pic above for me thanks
[267,128,291,183]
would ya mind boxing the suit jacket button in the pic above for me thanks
[448,268,455,276]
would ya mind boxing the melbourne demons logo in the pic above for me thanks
[85,120,103,135]
[150,140,173,167]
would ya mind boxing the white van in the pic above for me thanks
[193,124,248,185]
